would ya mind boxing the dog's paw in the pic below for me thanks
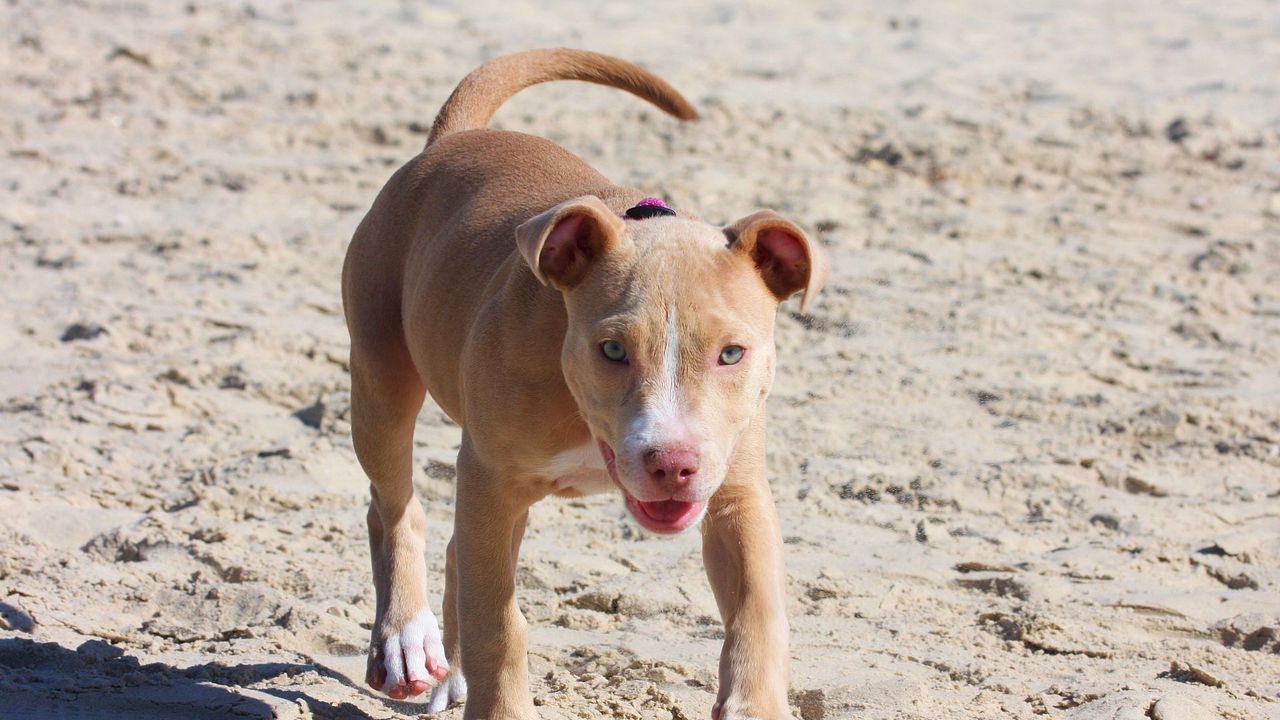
[425,670,467,712]
[366,608,449,699]
[712,697,783,720]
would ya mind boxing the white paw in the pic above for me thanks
[379,608,449,697]
[425,671,467,713]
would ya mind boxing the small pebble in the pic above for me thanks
[1264,193,1280,219]
[60,322,105,342]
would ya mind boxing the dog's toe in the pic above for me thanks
[425,671,467,713]
[377,609,448,698]
[366,662,387,691]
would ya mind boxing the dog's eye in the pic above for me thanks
[600,340,628,363]
[718,345,745,366]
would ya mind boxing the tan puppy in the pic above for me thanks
[341,48,826,719]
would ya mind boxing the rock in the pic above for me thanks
[1165,118,1191,143]
[108,45,154,69]
[1123,475,1167,497]
[955,561,1020,573]
[1214,614,1280,653]
[1150,695,1215,720]
[794,688,825,720]
[955,574,1030,600]
[1264,193,1280,219]
[1206,528,1271,563]
[76,639,124,661]
[1090,513,1122,531]
[615,593,681,618]
[1066,690,1159,719]
[424,459,456,480]
[567,590,620,614]
[219,372,246,390]
[0,599,36,632]
[60,322,106,342]
[1158,661,1224,688]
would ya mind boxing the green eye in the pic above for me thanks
[718,345,745,366]
[600,340,628,363]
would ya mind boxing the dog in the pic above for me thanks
[341,48,826,719]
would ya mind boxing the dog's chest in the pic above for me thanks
[544,443,613,496]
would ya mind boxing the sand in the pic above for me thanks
[2,1,1278,718]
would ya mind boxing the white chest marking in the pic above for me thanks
[546,442,613,494]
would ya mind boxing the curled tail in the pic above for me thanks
[426,48,698,148]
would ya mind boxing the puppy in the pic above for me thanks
[342,48,826,719]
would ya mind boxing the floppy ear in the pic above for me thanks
[516,195,627,289]
[726,211,828,312]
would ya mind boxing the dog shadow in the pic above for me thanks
[0,614,423,720]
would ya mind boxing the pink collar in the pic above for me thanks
[624,197,676,220]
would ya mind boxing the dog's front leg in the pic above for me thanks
[351,353,450,700]
[702,422,791,720]
[454,441,538,720]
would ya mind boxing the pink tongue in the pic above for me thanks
[639,500,691,523]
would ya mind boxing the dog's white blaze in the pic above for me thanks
[621,306,693,466]
[663,303,679,399]
[649,304,683,428]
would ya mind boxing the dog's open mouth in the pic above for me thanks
[598,440,706,534]
[624,495,706,534]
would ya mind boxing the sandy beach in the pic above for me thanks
[2,1,1278,718]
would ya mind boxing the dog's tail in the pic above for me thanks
[426,48,698,148]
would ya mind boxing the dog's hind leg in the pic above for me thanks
[425,534,469,712]
[349,335,449,699]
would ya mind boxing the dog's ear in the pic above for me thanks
[516,195,627,289]
[725,211,828,312]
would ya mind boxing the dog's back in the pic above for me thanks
[343,50,699,422]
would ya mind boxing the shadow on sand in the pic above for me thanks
[0,623,422,720]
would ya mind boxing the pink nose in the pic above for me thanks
[644,447,699,486]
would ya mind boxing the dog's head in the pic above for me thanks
[517,195,827,533]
